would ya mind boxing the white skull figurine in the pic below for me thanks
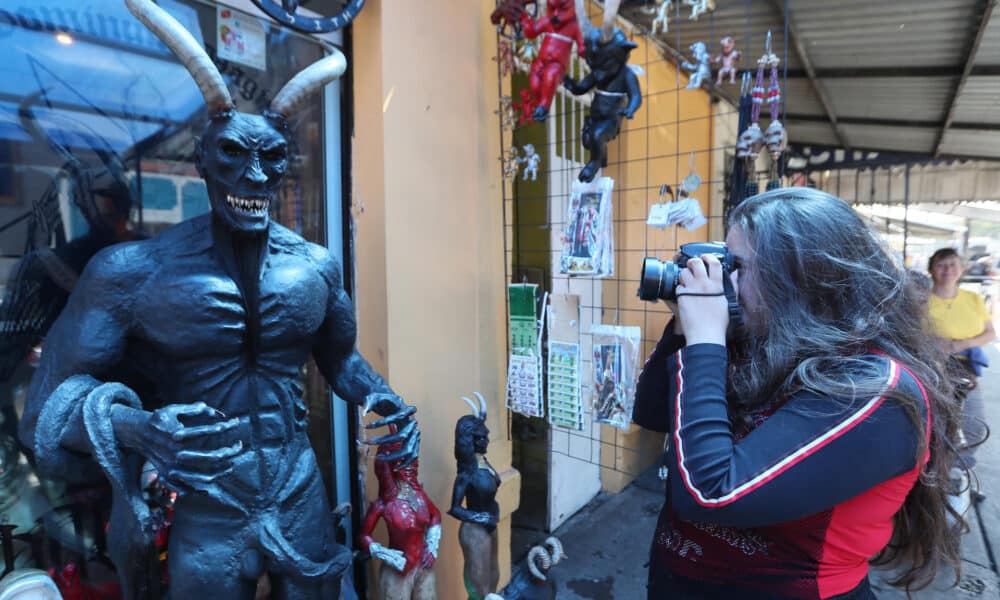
[736,124,764,160]
[764,120,787,158]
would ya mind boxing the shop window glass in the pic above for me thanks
[0,0,335,591]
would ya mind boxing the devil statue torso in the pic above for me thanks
[380,481,437,573]
[107,216,334,505]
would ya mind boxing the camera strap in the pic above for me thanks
[673,268,744,329]
[723,272,744,330]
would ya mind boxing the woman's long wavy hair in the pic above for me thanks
[728,188,964,592]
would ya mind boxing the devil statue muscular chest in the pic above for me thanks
[119,217,337,498]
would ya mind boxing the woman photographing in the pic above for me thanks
[634,188,963,599]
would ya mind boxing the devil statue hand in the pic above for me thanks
[109,402,243,495]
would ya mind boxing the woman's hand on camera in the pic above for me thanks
[676,254,730,347]
[666,252,682,335]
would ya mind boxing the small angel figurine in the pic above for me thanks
[684,0,716,21]
[519,144,541,181]
[651,0,671,35]
[503,147,521,180]
[682,41,711,89]
[712,36,741,85]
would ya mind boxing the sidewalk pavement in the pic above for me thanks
[540,342,1000,599]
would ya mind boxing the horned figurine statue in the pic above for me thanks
[19,1,419,598]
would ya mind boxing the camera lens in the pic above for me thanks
[638,257,680,302]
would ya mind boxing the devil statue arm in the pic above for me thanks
[563,72,597,96]
[310,248,419,464]
[358,498,406,572]
[621,67,642,118]
[448,475,498,529]
[19,243,242,492]
[422,487,443,565]
[19,246,135,464]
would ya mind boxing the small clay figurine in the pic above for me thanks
[683,0,716,20]
[564,0,642,182]
[503,147,521,180]
[359,435,441,600]
[513,89,535,127]
[520,144,541,181]
[496,40,516,77]
[498,95,517,130]
[711,36,741,85]
[517,37,539,66]
[651,0,671,35]
[449,394,501,600]
[682,41,712,89]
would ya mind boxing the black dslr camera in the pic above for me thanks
[638,242,738,302]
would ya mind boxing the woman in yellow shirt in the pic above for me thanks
[928,248,996,464]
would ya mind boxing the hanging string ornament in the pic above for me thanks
[503,147,521,180]
[763,38,787,190]
[728,71,752,216]
[736,32,773,198]
[495,39,516,77]
[496,95,517,131]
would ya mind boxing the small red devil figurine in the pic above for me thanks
[359,435,441,600]
[510,0,586,123]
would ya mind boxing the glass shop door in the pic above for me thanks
[0,0,345,593]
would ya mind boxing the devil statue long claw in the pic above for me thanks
[365,419,418,446]
[379,430,420,466]
[363,392,409,417]
[365,405,417,429]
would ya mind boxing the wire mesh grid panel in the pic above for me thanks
[499,1,745,530]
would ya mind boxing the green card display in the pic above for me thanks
[506,284,544,417]
[508,284,539,355]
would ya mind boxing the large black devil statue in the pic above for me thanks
[563,0,641,183]
[18,1,418,598]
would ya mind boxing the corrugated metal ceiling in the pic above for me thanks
[618,0,1000,161]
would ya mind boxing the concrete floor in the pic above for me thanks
[529,343,1000,599]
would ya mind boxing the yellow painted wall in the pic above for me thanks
[598,23,719,493]
[352,1,517,597]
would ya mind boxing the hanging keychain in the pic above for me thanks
[646,184,673,230]
[764,40,787,190]
[736,31,772,199]
[681,151,702,194]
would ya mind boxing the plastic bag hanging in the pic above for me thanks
[560,177,615,277]
[590,324,640,429]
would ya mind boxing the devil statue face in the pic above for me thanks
[195,112,290,233]
[583,28,638,82]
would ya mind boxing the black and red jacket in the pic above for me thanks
[633,321,929,599]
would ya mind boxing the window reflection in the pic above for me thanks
[0,0,333,591]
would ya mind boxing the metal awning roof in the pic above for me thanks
[620,0,1000,161]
